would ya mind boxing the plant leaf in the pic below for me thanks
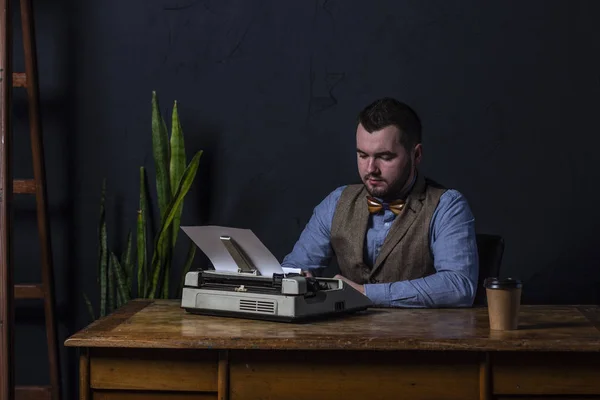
[179,242,196,298]
[169,100,186,248]
[163,257,171,299]
[116,285,123,308]
[148,150,203,298]
[136,211,145,298]
[83,292,95,322]
[110,252,131,304]
[108,249,114,313]
[151,91,171,222]
[137,167,149,298]
[98,179,108,317]
[122,230,133,293]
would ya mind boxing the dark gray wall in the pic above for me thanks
[10,0,600,398]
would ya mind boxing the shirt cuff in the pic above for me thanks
[363,283,390,307]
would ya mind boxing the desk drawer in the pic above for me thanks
[90,348,218,392]
[230,350,480,400]
[492,352,600,395]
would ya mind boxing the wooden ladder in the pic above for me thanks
[0,0,61,399]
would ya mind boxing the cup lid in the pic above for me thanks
[484,277,522,289]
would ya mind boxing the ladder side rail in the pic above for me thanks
[0,0,14,397]
[19,0,61,398]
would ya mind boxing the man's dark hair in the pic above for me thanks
[358,98,422,150]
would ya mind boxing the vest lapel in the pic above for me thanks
[353,186,371,266]
[369,173,427,278]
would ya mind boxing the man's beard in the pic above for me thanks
[364,157,413,201]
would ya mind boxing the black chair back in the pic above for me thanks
[474,234,505,305]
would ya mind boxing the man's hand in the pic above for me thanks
[301,270,314,278]
[334,274,365,294]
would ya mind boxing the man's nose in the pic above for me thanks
[367,158,379,173]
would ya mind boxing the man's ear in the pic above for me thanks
[413,143,423,166]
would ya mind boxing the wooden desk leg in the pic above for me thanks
[218,350,229,400]
[479,352,490,400]
[80,348,90,400]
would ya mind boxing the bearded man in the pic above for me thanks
[281,97,479,308]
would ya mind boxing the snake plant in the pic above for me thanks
[87,91,202,319]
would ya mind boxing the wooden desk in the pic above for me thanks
[65,300,600,400]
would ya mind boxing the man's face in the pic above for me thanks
[356,123,420,200]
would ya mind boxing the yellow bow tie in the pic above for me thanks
[366,196,406,216]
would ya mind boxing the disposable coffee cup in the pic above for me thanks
[484,277,522,331]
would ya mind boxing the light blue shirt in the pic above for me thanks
[281,182,479,308]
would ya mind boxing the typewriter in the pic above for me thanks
[180,231,372,323]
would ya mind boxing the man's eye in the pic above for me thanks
[358,153,367,159]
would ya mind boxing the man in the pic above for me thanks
[281,97,478,308]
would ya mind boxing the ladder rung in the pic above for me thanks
[14,284,45,300]
[15,385,51,400]
[14,179,36,194]
[12,72,27,88]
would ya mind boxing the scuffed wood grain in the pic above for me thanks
[64,300,600,352]
[578,305,600,331]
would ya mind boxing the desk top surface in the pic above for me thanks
[64,300,600,352]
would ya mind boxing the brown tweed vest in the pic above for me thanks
[330,173,446,284]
